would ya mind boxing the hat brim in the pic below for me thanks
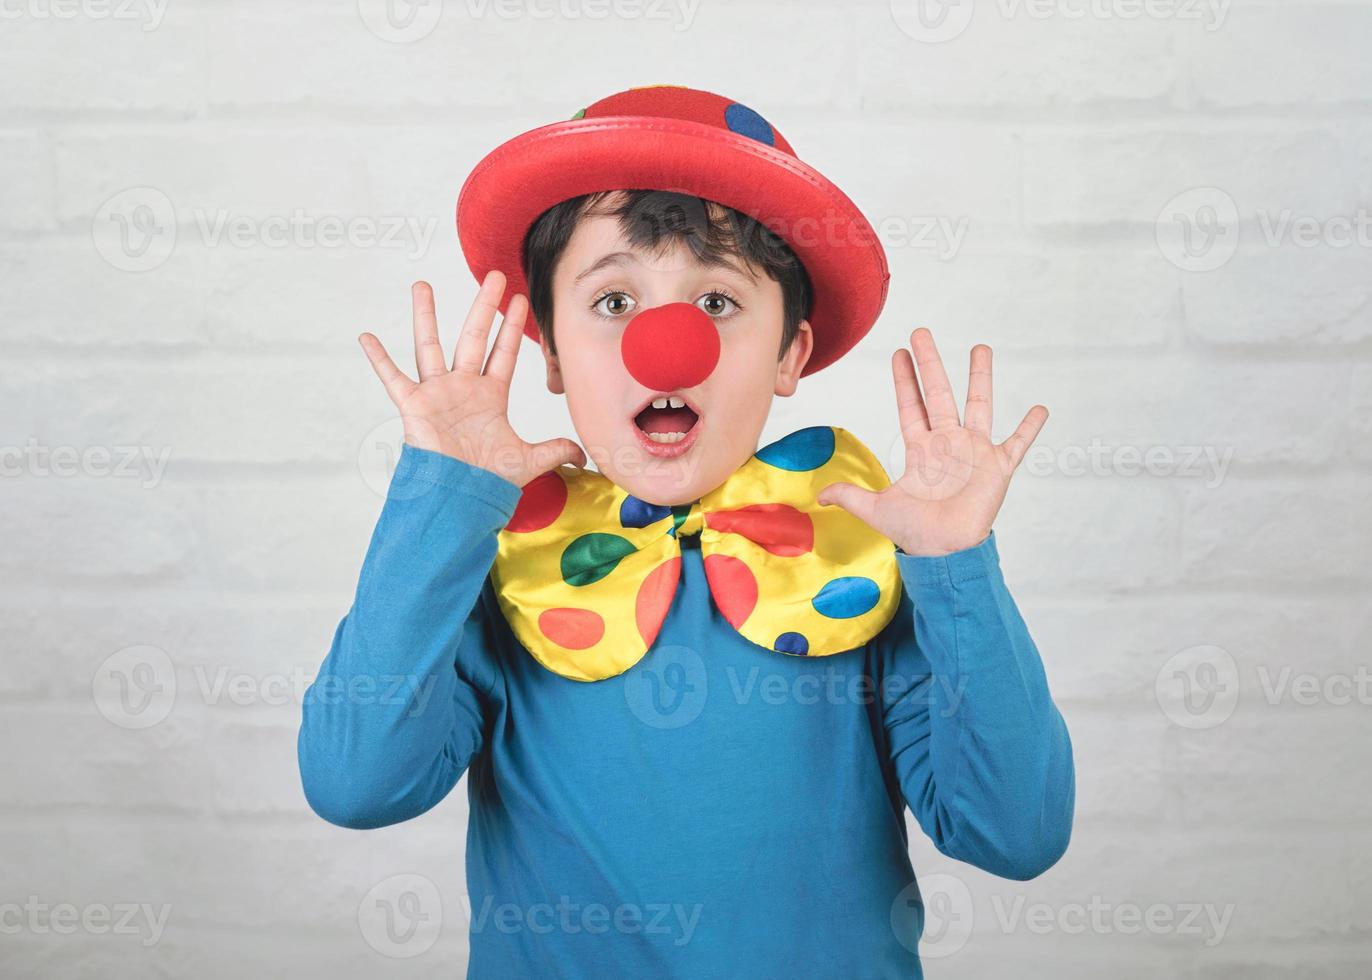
[456,116,889,377]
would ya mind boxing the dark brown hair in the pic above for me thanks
[521,189,812,361]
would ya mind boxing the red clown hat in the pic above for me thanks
[456,84,890,377]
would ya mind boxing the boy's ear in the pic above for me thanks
[774,320,814,397]
[540,334,565,394]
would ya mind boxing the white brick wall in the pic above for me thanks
[2,0,1368,975]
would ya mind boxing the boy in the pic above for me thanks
[299,85,1074,978]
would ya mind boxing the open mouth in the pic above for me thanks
[632,393,702,450]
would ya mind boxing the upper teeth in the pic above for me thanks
[651,396,686,409]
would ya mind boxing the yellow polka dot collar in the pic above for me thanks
[490,425,902,682]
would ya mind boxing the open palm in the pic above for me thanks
[818,328,1046,557]
[359,271,586,488]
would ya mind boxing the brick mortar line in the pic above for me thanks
[6,101,1372,127]
[6,108,1372,139]
[4,344,1372,364]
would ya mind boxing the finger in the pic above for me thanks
[999,405,1048,469]
[964,344,993,436]
[910,328,960,430]
[452,269,506,375]
[892,348,930,438]
[483,292,529,383]
[526,437,587,481]
[816,481,882,529]
[359,333,418,406]
[410,281,447,381]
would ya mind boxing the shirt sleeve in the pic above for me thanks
[297,444,523,829]
[877,531,1076,880]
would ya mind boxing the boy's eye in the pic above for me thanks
[697,292,738,317]
[593,291,636,317]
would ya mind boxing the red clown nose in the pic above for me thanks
[619,302,721,391]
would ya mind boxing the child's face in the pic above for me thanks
[540,208,813,506]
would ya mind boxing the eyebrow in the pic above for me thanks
[572,250,758,285]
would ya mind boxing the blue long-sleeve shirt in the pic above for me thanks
[298,444,1074,978]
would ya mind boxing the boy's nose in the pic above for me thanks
[620,302,721,391]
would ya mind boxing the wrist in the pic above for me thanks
[403,435,526,487]
[394,442,523,502]
[895,528,992,558]
[895,531,1001,589]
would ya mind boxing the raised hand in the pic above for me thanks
[359,271,587,488]
[817,328,1047,557]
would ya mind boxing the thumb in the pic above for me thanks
[817,482,881,526]
[528,437,588,475]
